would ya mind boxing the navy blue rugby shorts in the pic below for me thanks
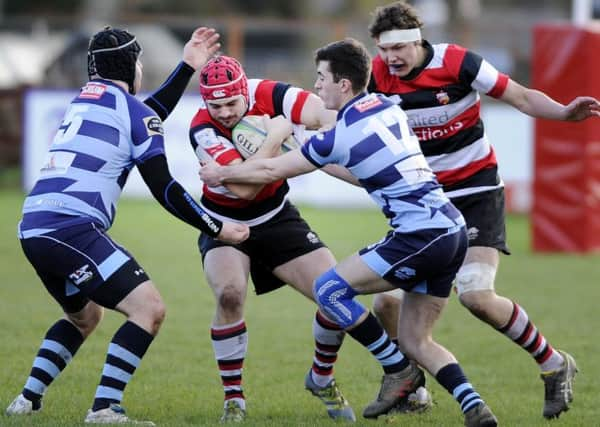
[20,222,149,312]
[359,225,468,298]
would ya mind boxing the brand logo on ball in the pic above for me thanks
[235,133,256,155]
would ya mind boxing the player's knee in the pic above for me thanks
[455,262,496,312]
[313,268,366,329]
[85,304,104,330]
[372,293,401,319]
[216,283,245,312]
[67,303,104,338]
[144,294,166,333]
[126,299,165,337]
[455,262,496,296]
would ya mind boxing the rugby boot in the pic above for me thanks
[84,403,155,425]
[464,402,498,427]
[391,385,433,414]
[362,361,425,419]
[305,370,356,421]
[6,394,41,415]
[220,400,246,423]
[541,350,578,418]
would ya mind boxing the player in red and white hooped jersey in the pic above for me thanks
[370,41,508,196]
[190,74,314,223]
[366,2,600,420]
[188,55,356,423]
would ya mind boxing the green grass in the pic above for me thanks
[1,188,600,426]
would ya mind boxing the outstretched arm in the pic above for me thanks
[252,115,294,159]
[138,154,249,244]
[500,79,600,121]
[181,27,221,70]
[201,149,317,186]
[322,164,361,186]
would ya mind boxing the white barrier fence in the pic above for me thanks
[23,89,532,212]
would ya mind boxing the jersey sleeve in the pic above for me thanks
[143,61,195,120]
[127,97,166,164]
[189,123,241,166]
[251,79,311,124]
[300,128,338,168]
[450,44,509,99]
[137,154,223,237]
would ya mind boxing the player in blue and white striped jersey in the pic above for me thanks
[6,26,248,425]
[200,38,498,426]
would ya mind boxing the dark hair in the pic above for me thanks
[368,1,423,39]
[88,26,142,94]
[314,38,371,93]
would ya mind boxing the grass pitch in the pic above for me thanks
[1,189,599,426]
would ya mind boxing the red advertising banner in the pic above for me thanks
[532,24,600,252]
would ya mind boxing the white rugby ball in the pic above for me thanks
[231,115,299,159]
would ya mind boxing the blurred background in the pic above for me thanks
[3,6,600,425]
[1,0,600,250]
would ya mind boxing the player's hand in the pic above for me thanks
[199,161,223,187]
[182,27,221,70]
[263,114,293,144]
[564,96,600,121]
[217,222,250,244]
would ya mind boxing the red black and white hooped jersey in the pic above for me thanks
[368,40,509,198]
[189,78,311,224]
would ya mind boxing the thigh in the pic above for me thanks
[334,253,396,295]
[451,188,510,254]
[464,245,499,267]
[115,279,160,316]
[200,230,284,296]
[273,247,336,300]
[381,288,405,299]
[198,218,287,296]
[203,245,251,297]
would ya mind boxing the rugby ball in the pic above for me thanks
[231,115,299,159]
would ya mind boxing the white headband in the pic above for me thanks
[378,28,422,45]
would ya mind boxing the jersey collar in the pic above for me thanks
[400,39,434,81]
[337,91,369,119]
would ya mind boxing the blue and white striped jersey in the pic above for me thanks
[301,93,464,233]
[19,80,165,238]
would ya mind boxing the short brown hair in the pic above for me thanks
[314,38,371,94]
[368,1,423,39]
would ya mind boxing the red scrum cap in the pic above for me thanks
[199,55,249,104]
